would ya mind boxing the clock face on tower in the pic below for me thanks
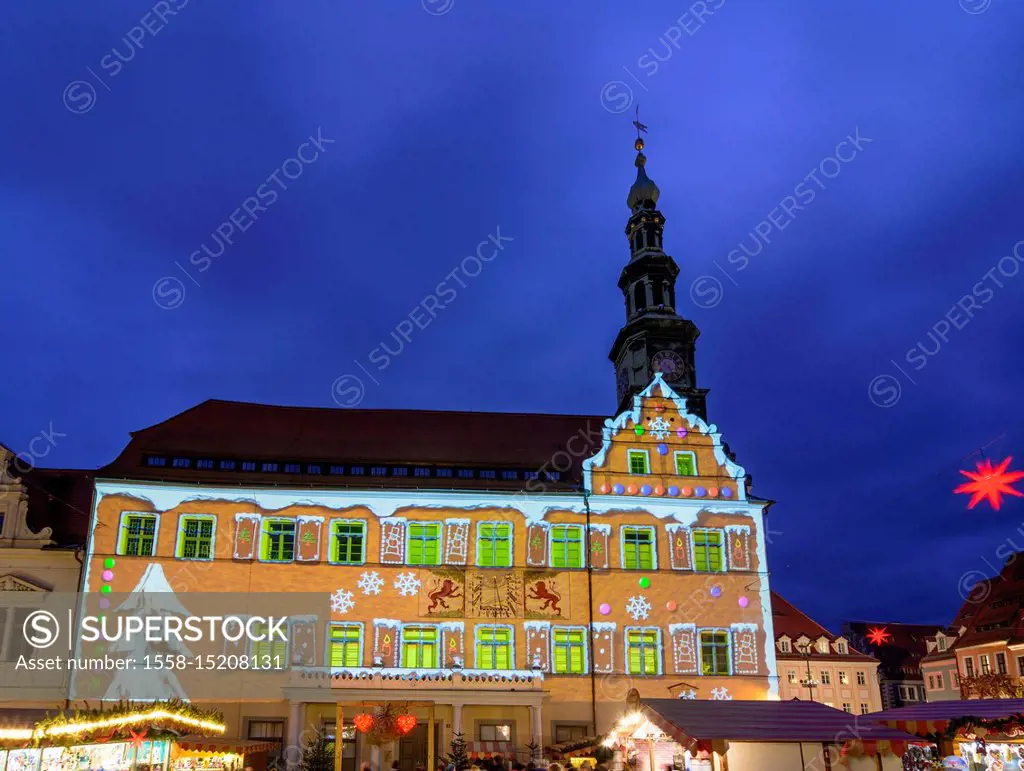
[652,350,687,382]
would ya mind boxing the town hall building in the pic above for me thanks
[76,134,779,769]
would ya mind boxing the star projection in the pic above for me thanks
[866,626,893,646]
[954,456,1024,511]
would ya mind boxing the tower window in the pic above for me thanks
[633,283,646,313]
[652,282,664,306]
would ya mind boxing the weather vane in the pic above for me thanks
[632,105,648,143]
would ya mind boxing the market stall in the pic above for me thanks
[603,697,922,771]
[866,699,1024,770]
[0,702,226,771]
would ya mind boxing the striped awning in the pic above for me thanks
[466,741,514,758]
[177,739,279,755]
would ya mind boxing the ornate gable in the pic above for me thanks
[583,373,747,502]
[0,573,50,591]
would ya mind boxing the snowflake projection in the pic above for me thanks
[394,571,422,597]
[710,687,732,701]
[648,416,672,441]
[678,689,697,700]
[331,589,355,614]
[626,595,652,621]
[357,571,384,596]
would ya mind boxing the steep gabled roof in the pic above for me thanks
[772,593,876,662]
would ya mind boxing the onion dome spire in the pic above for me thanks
[627,133,660,211]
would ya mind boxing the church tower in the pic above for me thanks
[609,128,709,419]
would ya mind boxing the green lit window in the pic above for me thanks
[407,523,442,566]
[331,521,366,564]
[550,525,584,569]
[329,624,362,668]
[476,626,513,670]
[477,523,512,567]
[119,514,157,556]
[627,450,649,475]
[401,626,438,668]
[674,451,697,476]
[552,628,587,674]
[627,629,660,675]
[700,630,730,675]
[260,519,296,562]
[693,530,724,572]
[251,621,288,664]
[622,526,655,570]
[177,516,214,560]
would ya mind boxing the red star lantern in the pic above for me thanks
[955,456,1024,511]
[866,626,893,646]
[129,728,148,750]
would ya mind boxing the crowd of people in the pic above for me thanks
[357,756,609,771]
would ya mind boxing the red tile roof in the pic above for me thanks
[771,592,876,662]
[641,699,918,743]
[843,621,947,679]
[102,399,608,490]
[942,554,1024,651]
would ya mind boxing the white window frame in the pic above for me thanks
[619,525,658,570]
[475,521,514,568]
[626,449,651,475]
[327,518,368,566]
[175,513,217,560]
[624,626,663,676]
[474,624,516,670]
[779,638,791,653]
[325,621,365,670]
[673,450,698,476]
[550,625,590,675]
[697,627,732,676]
[258,516,297,563]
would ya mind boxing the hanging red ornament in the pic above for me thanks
[395,714,417,735]
[954,456,1024,511]
[866,626,893,646]
[353,714,375,733]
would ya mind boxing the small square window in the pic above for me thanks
[414,468,430,477]
[329,465,345,475]
[146,456,167,467]
[544,471,560,481]
[437,468,453,478]
[350,466,365,475]
[220,460,236,470]
[627,450,649,475]
[524,471,539,480]
[307,464,322,474]
[242,462,257,472]
[284,463,301,473]
[262,462,279,472]
[371,466,387,476]
[457,469,474,479]
[501,470,519,480]
[479,470,496,479]
[674,452,697,476]
[392,467,408,476]
[196,459,214,470]
[172,458,191,468]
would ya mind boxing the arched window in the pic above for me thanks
[633,283,646,313]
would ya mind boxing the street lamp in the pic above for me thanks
[797,644,818,702]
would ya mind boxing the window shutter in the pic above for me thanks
[233,514,261,560]
[669,623,698,674]
[524,621,551,671]
[726,525,751,570]
[380,519,407,564]
[666,524,691,570]
[441,622,465,667]
[731,623,759,674]
[526,523,549,566]
[296,516,323,562]
[593,623,615,673]
[588,524,610,570]
[373,620,401,667]
[444,519,470,565]
[291,616,318,666]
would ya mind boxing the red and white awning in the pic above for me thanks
[177,739,279,755]
[467,741,515,758]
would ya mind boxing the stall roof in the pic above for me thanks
[867,699,1024,736]
[641,699,919,743]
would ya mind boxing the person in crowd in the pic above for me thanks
[360,763,372,771]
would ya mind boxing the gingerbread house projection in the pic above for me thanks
[76,131,779,766]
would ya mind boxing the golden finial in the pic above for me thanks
[632,104,648,151]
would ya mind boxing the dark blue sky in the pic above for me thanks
[3,1,1023,630]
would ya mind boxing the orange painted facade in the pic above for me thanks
[80,376,776,758]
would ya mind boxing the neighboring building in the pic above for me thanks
[74,136,780,769]
[771,593,883,715]
[922,553,1024,701]
[0,442,92,711]
[920,628,961,702]
[843,621,946,709]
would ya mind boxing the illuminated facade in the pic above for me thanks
[77,136,778,767]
